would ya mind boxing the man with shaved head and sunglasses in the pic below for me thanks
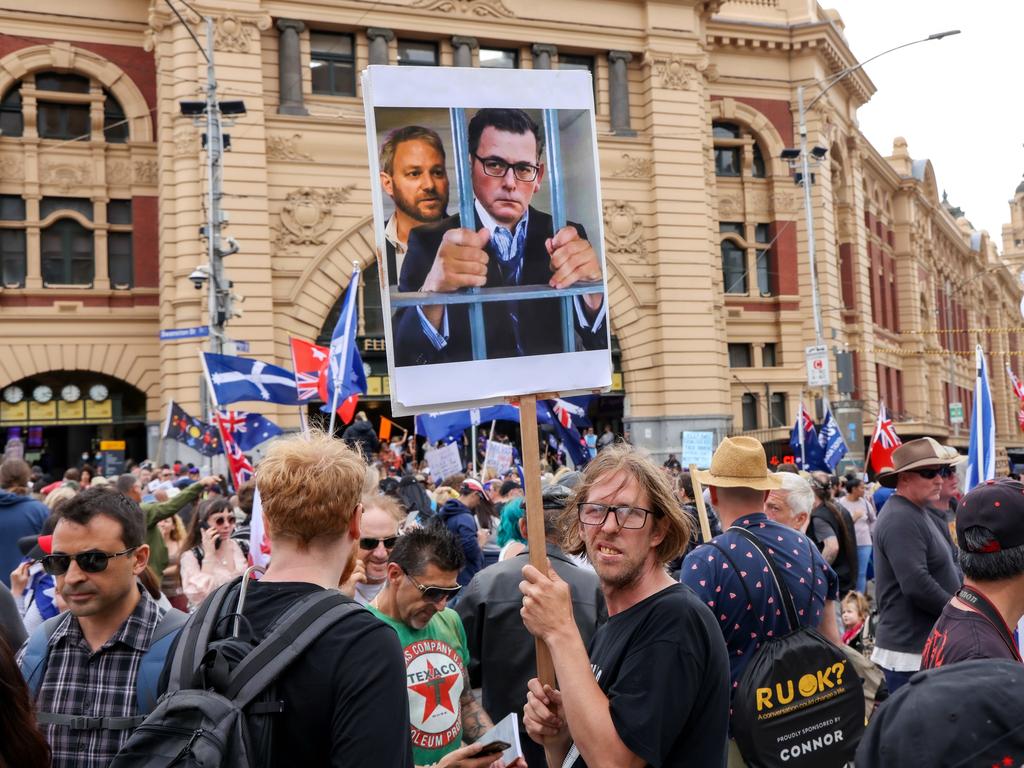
[17,486,186,768]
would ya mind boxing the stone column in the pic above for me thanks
[276,19,307,116]
[366,28,394,65]
[608,51,635,136]
[451,36,478,67]
[532,44,557,69]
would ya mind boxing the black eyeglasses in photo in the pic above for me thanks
[472,153,540,182]
[41,547,138,576]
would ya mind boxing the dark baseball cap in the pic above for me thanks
[856,659,1024,767]
[955,478,1024,552]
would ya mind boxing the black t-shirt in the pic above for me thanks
[921,600,1018,669]
[568,583,730,768]
[160,581,413,768]
[810,504,856,595]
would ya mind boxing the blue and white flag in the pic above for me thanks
[201,352,302,405]
[966,344,996,492]
[818,406,848,471]
[416,405,521,444]
[215,410,283,452]
[322,264,367,417]
[789,404,827,472]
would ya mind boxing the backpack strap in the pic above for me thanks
[225,590,362,709]
[35,712,146,730]
[19,613,68,699]
[165,578,240,694]
[728,526,800,633]
[136,607,189,714]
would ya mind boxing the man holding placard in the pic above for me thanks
[519,445,730,767]
[395,108,607,366]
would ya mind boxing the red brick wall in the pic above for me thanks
[772,220,798,295]
[132,196,158,288]
[710,95,794,147]
[839,242,855,308]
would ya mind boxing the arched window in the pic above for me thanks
[42,218,94,286]
[1,71,131,143]
[713,121,767,179]
[0,85,22,137]
[103,90,128,143]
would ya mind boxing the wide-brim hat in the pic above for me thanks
[695,436,782,491]
[876,437,962,488]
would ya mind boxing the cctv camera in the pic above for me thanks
[189,266,210,290]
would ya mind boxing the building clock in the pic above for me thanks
[32,385,53,404]
[89,384,109,402]
[61,384,82,403]
[2,385,23,404]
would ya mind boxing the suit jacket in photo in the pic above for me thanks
[393,206,607,366]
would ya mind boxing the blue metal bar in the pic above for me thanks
[391,281,604,308]
[450,107,487,361]
[543,108,576,354]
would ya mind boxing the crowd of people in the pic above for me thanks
[0,426,1022,767]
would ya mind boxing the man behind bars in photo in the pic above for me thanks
[394,108,607,366]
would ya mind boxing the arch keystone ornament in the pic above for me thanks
[603,200,648,264]
[214,14,272,53]
[277,186,356,247]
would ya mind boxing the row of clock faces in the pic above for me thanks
[2,384,109,405]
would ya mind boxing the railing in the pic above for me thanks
[390,106,595,361]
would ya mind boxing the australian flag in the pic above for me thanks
[202,352,302,406]
[163,401,222,457]
[415,405,521,444]
[818,406,848,472]
[789,405,827,472]
[215,410,282,452]
[540,399,591,468]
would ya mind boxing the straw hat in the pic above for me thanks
[876,437,963,488]
[695,436,782,491]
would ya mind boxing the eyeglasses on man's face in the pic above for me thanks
[577,502,658,530]
[473,153,540,183]
[42,547,138,576]
[401,568,461,604]
[359,536,399,551]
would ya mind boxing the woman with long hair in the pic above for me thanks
[496,497,527,561]
[156,514,188,611]
[178,498,248,609]
[808,472,858,596]
[0,633,50,768]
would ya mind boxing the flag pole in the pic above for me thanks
[798,393,806,468]
[328,261,361,437]
[198,351,229,485]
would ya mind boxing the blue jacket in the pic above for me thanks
[438,499,484,588]
[0,489,48,588]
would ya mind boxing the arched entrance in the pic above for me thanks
[0,371,147,479]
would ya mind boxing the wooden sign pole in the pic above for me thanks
[688,463,713,543]
[518,394,556,687]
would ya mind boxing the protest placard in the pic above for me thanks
[424,442,464,484]
[483,439,514,478]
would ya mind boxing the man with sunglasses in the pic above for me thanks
[394,107,607,366]
[340,494,403,606]
[16,487,186,768]
[369,526,499,767]
[872,438,963,693]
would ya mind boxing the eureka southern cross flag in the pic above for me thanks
[201,352,303,406]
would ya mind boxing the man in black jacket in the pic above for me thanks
[394,108,607,366]
[341,411,380,461]
[872,438,962,694]
[456,485,606,767]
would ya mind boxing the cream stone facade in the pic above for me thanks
[0,0,1021,472]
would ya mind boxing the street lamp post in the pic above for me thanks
[785,30,960,422]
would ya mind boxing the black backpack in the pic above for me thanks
[712,527,864,768]
[110,576,361,768]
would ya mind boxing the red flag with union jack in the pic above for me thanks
[214,411,255,490]
[867,402,902,474]
[1007,365,1024,432]
[289,337,329,402]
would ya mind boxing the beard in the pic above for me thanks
[393,186,448,224]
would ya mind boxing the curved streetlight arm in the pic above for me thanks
[805,30,961,112]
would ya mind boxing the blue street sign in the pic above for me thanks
[159,326,210,341]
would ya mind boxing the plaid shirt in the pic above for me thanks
[19,588,161,768]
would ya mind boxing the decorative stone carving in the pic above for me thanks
[277,186,356,247]
[410,0,515,17]
[0,155,25,181]
[40,162,91,192]
[267,133,314,162]
[134,160,158,185]
[612,153,652,178]
[214,13,272,53]
[173,128,198,157]
[645,53,715,91]
[746,190,771,217]
[603,201,648,264]
[717,195,740,217]
[106,160,132,185]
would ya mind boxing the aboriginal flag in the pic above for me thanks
[163,401,222,457]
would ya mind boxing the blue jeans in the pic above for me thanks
[883,668,914,694]
[856,544,873,594]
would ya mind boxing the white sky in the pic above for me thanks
[833,1,1024,247]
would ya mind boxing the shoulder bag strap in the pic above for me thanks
[957,586,1023,662]
[20,613,66,699]
[729,526,800,633]
[226,590,362,707]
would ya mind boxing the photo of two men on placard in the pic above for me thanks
[363,68,613,413]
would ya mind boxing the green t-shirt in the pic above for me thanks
[367,606,470,766]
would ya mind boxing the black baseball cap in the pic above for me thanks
[955,478,1024,553]
[856,659,1024,767]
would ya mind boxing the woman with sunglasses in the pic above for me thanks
[179,499,248,609]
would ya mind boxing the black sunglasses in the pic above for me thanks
[359,536,399,551]
[911,467,945,480]
[402,568,461,604]
[42,547,137,576]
